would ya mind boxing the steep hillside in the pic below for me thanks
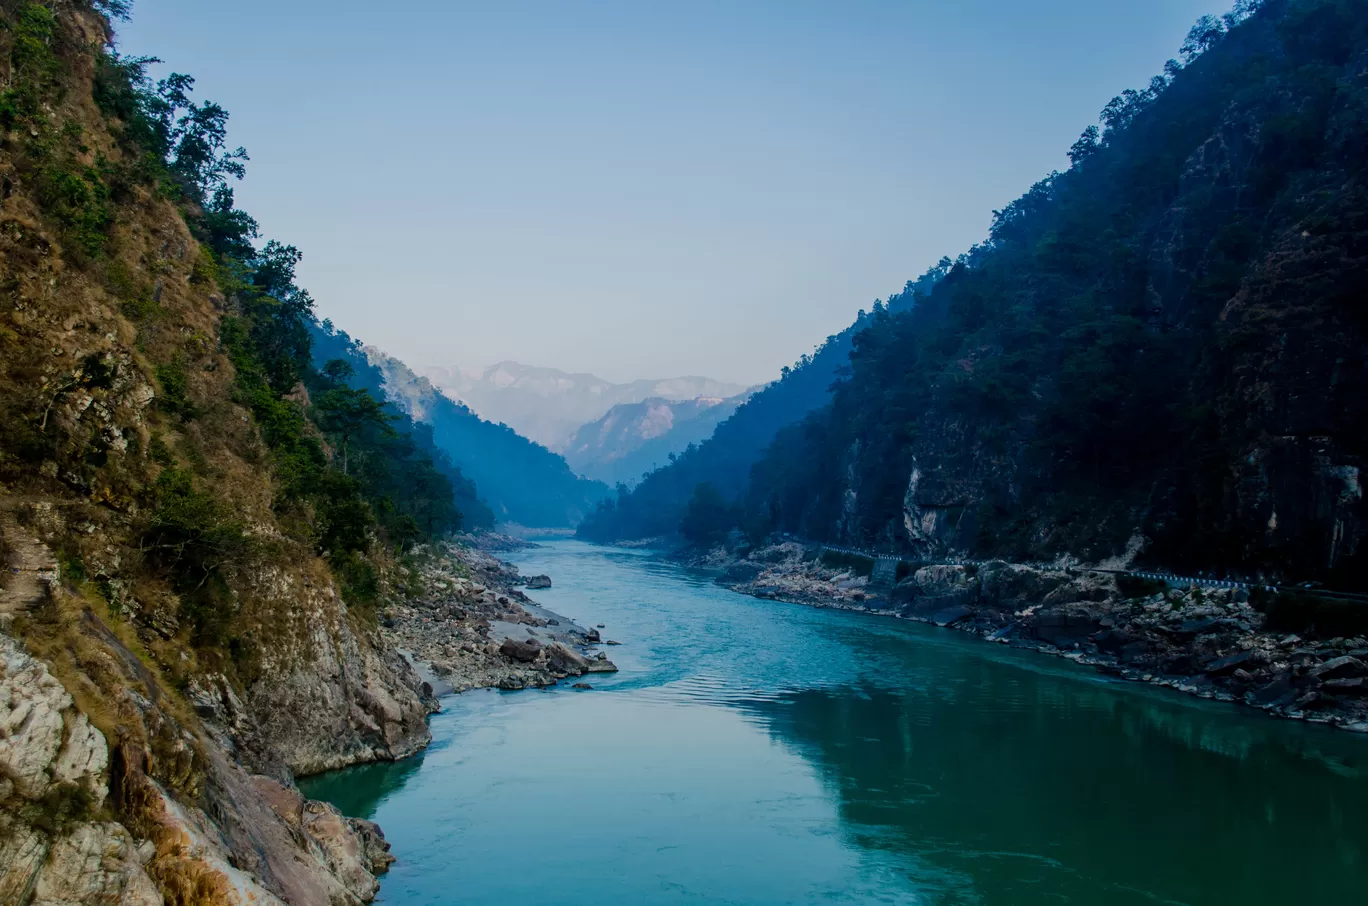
[364,348,609,527]
[0,3,455,901]
[424,360,746,448]
[311,322,495,530]
[584,0,1366,592]
[739,0,1366,589]
[563,393,750,486]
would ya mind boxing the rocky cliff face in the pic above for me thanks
[0,3,431,902]
[1,550,406,906]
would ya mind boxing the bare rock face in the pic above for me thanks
[2,616,409,906]
[251,775,397,903]
[0,632,160,906]
[240,569,433,777]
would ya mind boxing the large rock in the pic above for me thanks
[1030,607,1103,647]
[977,562,1069,611]
[584,654,620,674]
[930,605,973,627]
[1205,650,1262,675]
[1311,656,1368,680]
[0,633,160,906]
[523,575,552,589]
[545,643,591,675]
[500,637,543,663]
[892,565,979,616]
[28,822,162,906]
[721,562,763,584]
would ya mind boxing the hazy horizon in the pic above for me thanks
[120,0,1224,386]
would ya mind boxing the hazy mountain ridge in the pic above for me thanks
[424,361,747,448]
[564,392,753,486]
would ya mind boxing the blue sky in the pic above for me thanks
[117,0,1224,385]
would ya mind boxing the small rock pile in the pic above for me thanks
[382,541,615,694]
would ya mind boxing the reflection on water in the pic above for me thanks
[302,541,1368,906]
[300,747,426,820]
[734,685,1368,905]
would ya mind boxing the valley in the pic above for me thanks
[2,1,1366,904]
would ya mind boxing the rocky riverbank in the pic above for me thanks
[380,537,617,694]
[709,543,1368,732]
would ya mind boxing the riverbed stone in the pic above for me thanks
[500,637,543,663]
[1311,656,1367,680]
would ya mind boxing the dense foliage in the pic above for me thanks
[0,0,479,631]
[312,322,495,530]
[583,0,1368,589]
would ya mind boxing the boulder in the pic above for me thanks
[1249,676,1298,708]
[499,637,542,663]
[1205,650,1260,675]
[930,605,972,627]
[722,562,763,583]
[1031,608,1103,647]
[1094,629,1136,654]
[584,655,619,674]
[524,575,552,589]
[1310,656,1368,681]
[545,643,591,675]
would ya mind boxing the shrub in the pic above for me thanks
[154,357,194,418]
[820,550,875,578]
[1117,574,1168,598]
[1252,589,1368,639]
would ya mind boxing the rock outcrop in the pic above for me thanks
[382,541,616,694]
[0,632,161,906]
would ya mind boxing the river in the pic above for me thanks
[301,540,1368,905]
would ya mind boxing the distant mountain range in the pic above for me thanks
[563,393,752,487]
[423,361,747,449]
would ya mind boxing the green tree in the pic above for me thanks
[679,482,735,548]
[314,369,396,475]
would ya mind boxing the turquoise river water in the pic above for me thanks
[301,540,1368,905]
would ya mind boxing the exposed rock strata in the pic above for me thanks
[2,511,422,905]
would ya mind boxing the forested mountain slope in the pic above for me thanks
[345,341,609,528]
[311,322,495,529]
[0,2,453,900]
[587,0,1367,590]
